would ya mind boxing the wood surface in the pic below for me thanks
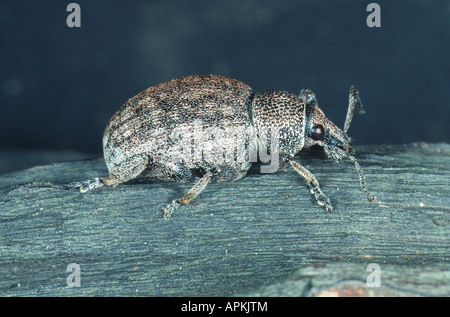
[0,142,448,296]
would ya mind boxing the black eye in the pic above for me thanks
[311,124,324,141]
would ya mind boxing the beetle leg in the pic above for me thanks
[69,155,149,192]
[67,177,105,192]
[290,160,333,212]
[163,169,213,219]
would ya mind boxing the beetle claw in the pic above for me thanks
[162,200,180,220]
[316,192,333,212]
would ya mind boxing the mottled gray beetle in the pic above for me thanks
[71,75,376,218]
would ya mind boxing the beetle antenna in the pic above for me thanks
[344,86,365,134]
[347,154,377,203]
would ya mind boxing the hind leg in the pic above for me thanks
[68,177,105,193]
[69,154,149,192]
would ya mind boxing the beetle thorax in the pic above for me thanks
[251,90,306,157]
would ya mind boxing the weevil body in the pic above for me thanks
[72,75,376,218]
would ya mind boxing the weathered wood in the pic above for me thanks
[0,143,449,296]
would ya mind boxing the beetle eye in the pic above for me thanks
[311,124,324,140]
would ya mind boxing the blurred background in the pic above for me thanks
[0,0,449,174]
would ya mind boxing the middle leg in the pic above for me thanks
[162,163,250,219]
[163,169,213,219]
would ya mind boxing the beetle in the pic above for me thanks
[70,75,376,218]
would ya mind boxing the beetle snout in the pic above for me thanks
[326,133,351,152]
[323,130,354,161]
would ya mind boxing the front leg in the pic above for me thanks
[290,160,333,212]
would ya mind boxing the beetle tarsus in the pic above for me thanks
[67,177,105,193]
[307,182,333,212]
[163,200,180,220]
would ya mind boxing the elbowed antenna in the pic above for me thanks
[344,86,366,134]
[341,86,376,203]
[347,154,377,203]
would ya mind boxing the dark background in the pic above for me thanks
[0,0,449,173]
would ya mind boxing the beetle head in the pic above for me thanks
[301,90,376,204]
[304,105,353,161]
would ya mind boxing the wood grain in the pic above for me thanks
[0,142,448,296]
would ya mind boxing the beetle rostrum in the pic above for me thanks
[70,75,376,219]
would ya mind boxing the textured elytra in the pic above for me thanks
[103,75,256,183]
[72,74,375,218]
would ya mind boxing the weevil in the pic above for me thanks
[70,75,376,218]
